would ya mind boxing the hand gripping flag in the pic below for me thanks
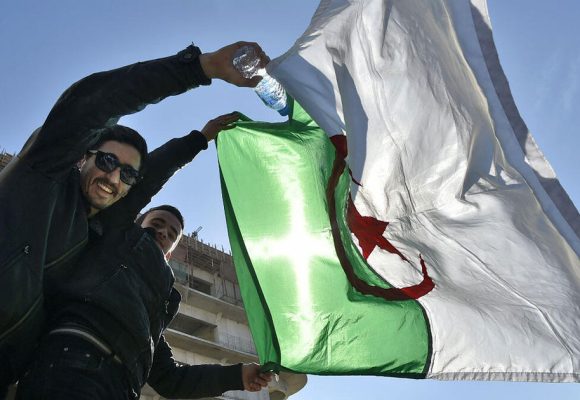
[218,0,580,382]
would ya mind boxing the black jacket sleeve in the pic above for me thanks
[98,130,208,228]
[20,45,210,180]
[147,335,244,399]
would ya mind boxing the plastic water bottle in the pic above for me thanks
[232,45,289,116]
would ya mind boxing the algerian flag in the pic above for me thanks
[218,0,580,382]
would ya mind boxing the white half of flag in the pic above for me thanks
[269,0,580,381]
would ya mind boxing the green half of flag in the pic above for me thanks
[217,101,432,377]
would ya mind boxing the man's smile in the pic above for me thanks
[94,179,117,197]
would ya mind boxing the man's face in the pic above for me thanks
[79,140,141,216]
[140,210,183,257]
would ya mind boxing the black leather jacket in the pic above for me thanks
[44,133,244,397]
[0,44,210,383]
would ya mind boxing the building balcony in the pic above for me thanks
[174,282,248,324]
[165,328,257,364]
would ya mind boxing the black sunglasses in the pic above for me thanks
[87,150,140,186]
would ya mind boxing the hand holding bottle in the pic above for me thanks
[199,42,269,88]
[232,45,289,116]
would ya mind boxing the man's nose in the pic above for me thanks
[106,167,121,184]
[157,228,167,239]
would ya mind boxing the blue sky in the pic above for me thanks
[1,1,578,399]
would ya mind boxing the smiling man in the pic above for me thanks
[14,112,273,400]
[80,132,145,216]
[0,41,267,391]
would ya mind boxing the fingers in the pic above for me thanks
[203,41,271,88]
[254,372,272,387]
[238,42,270,83]
[216,111,240,127]
[234,41,267,61]
[237,41,269,69]
[201,112,240,142]
[211,111,239,126]
[201,111,240,143]
[245,371,272,392]
[246,382,262,392]
[242,363,274,392]
[248,75,264,87]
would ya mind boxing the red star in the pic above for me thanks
[347,196,407,261]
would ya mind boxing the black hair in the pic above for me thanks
[135,205,185,230]
[93,125,148,166]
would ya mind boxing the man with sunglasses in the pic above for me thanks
[16,113,272,400]
[81,127,147,216]
[0,41,268,393]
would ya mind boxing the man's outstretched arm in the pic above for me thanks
[21,43,265,178]
[99,112,240,228]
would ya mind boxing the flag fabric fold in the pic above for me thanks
[218,0,580,382]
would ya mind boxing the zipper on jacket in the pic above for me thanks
[44,236,88,270]
[0,244,30,275]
